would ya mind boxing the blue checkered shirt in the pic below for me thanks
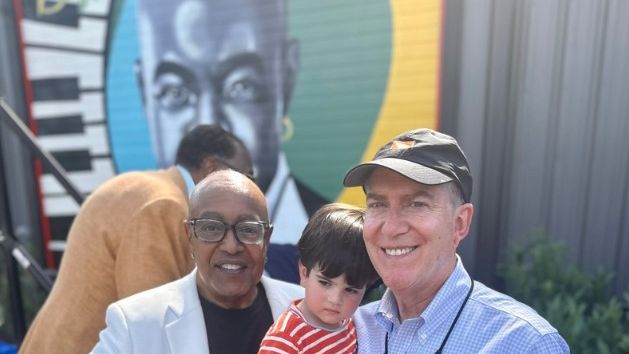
[354,256,569,353]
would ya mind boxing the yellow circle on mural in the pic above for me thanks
[337,0,442,206]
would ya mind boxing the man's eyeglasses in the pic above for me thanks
[185,218,271,245]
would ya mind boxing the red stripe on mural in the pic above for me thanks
[12,0,57,270]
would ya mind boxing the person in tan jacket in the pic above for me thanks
[19,125,253,354]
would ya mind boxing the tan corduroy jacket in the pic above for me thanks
[20,167,194,354]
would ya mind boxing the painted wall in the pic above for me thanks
[14,0,441,262]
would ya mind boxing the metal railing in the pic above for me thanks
[1,97,84,342]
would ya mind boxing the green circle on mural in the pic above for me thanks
[286,0,392,201]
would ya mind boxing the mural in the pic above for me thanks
[15,0,441,263]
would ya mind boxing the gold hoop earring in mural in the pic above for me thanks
[281,115,294,142]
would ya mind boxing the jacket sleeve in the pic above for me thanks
[91,303,131,354]
[115,197,192,298]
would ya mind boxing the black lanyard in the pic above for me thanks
[383,281,474,354]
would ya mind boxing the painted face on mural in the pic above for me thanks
[136,0,298,191]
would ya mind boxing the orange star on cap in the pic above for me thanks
[390,140,415,151]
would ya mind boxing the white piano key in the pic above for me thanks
[26,47,103,89]
[22,17,107,52]
[37,124,110,155]
[40,158,115,194]
[33,92,105,123]
[48,240,67,252]
[43,194,80,216]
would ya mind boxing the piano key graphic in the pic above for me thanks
[19,0,115,255]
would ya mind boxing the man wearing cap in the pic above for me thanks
[344,128,569,353]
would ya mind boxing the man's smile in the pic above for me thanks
[383,246,417,256]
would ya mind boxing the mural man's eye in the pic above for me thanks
[155,84,198,111]
[223,79,262,102]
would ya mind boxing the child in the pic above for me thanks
[259,203,379,354]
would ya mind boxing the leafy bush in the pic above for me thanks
[498,235,629,354]
[0,253,14,343]
[362,282,386,305]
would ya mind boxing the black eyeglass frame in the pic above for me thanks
[185,218,272,245]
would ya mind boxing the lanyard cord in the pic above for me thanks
[384,281,475,354]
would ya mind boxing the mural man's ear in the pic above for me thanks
[282,38,300,114]
[134,59,146,107]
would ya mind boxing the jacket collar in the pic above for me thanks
[163,269,208,354]
[260,275,302,319]
[162,270,302,353]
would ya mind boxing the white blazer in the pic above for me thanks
[91,268,304,354]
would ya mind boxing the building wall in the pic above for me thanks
[442,0,629,294]
[6,0,629,300]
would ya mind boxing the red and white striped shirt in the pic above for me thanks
[258,300,357,354]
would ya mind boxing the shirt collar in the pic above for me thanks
[264,153,290,214]
[420,255,472,335]
[374,255,472,333]
[375,289,400,328]
[176,165,195,198]
[289,299,350,331]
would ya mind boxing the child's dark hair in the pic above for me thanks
[298,203,379,289]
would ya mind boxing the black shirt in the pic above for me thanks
[199,283,274,354]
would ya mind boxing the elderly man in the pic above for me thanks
[91,170,304,354]
[134,0,327,266]
[20,125,254,354]
[343,129,569,353]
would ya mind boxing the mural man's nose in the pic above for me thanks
[198,90,218,125]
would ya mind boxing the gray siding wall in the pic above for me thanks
[442,0,629,293]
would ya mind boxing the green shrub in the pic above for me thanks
[362,282,386,305]
[498,235,629,354]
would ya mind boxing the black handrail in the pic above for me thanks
[0,97,84,205]
[0,97,91,292]
[0,96,76,292]
[0,96,87,294]
[0,230,53,292]
[0,97,78,344]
